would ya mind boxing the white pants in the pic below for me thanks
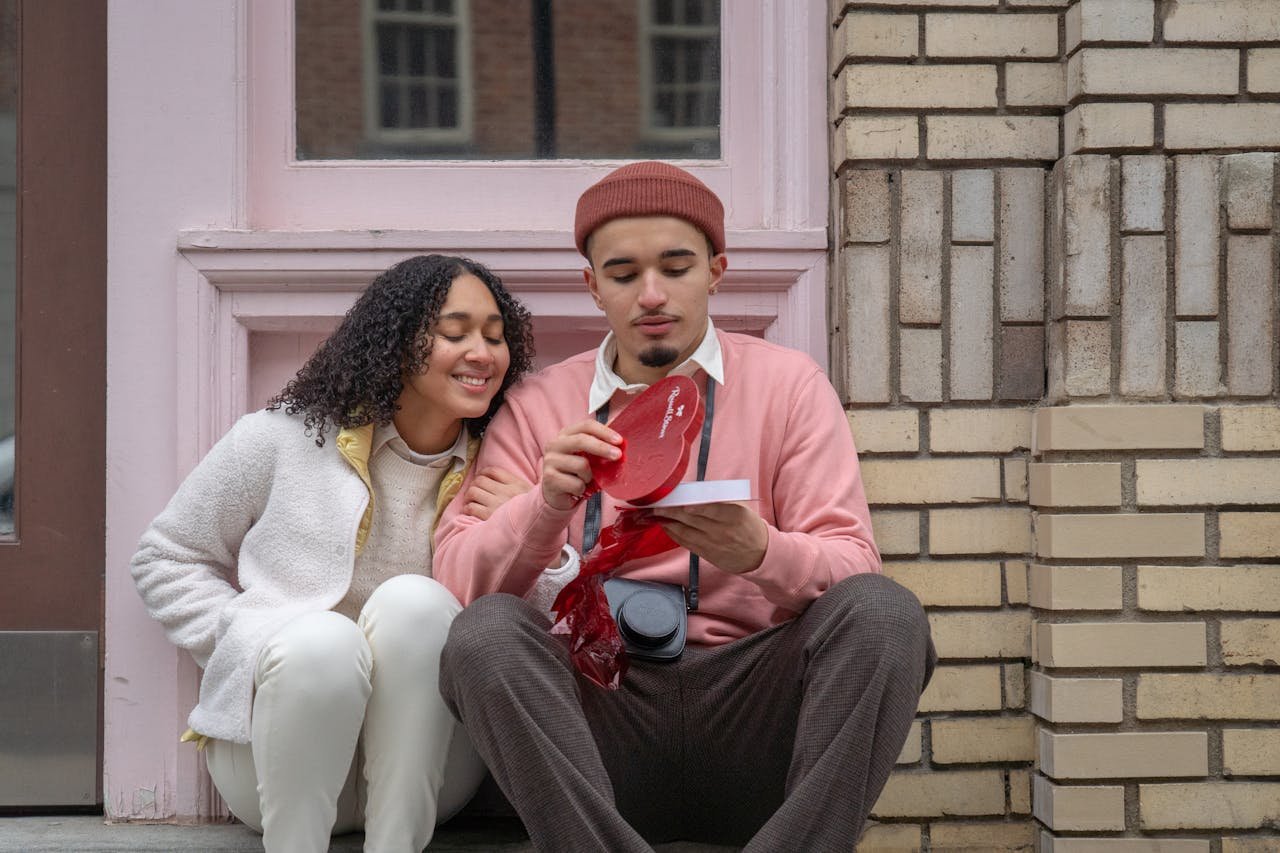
[205,575,487,853]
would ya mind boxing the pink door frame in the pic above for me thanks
[105,0,828,820]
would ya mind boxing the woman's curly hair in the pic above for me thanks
[268,254,535,446]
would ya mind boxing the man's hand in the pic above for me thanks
[540,419,623,511]
[650,502,768,574]
[463,467,533,520]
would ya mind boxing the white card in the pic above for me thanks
[624,479,753,508]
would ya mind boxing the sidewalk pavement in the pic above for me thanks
[0,815,737,852]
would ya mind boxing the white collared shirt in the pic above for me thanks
[371,421,469,470]
[587,318,725,413]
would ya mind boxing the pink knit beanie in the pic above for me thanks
[574,161,725,257]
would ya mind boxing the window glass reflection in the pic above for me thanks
[295,0,720,160]
[0,0,16,537]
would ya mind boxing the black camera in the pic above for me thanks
[604,578,687,662]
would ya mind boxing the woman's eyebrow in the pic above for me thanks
[439,311,504,323]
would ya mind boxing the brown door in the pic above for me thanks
[0,0,107,809]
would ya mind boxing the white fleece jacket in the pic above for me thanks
[131,408,578,744]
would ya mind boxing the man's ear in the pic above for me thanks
[584,266,605,310]
[708,252,727,294]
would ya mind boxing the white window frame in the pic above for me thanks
[359,0,473,148]
[638,0,720,145]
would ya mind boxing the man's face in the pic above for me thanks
[584,215,725,386]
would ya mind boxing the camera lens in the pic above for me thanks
[617,589,681,647]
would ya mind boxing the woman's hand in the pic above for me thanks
[463,467,533,520]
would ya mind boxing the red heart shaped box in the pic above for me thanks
[587,375,705,505]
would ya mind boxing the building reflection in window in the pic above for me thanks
[295,0,720,160]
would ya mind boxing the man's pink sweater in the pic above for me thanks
[433,330,881,647]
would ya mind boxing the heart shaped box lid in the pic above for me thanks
[587,375,704,506]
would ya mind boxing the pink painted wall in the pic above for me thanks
[105,0,827,820]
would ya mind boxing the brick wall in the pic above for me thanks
[833,1,1279,849]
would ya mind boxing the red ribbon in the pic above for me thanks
[549,508,680,689]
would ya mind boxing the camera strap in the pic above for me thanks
[583,375,716,612]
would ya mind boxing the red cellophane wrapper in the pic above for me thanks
[549,508,680,689]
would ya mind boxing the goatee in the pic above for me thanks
[638,345,680,369]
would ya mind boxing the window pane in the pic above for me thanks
[0,0,14,536]
[294,0,720,159]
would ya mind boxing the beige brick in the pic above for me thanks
[930,821,1035,851]
[1040,730,1208,779]
[1121,235,1168,396]
[1248,48,1280,94]
[919,664,1003,712]
[1051,320,1111,398]
[1005,662,1026,709]
[1029,463,1122,508]
[950,245,995,400]
[1221,513,1280,559]
[1139,565,1280,612]
[929,408,1032,453]
[872,769,1005,818]
[841,244,892,402]
[951,169,994,242]
[1033,776,1126,831]
[1141,782,1280,829]
[835,12,918,62]
[1166,104,1280,151]
[1227,234,1276,397]
[843,65,997,109]
[1121,155,1166,234]
[930,507,1032,555]
[999,167,1046,323]
[926,115,1059,161]
[1029,564,1123,611]
[1010,768,1032,814]
[1005,560,1029,605]
[1162,0,1280,42]
[1223,839,1280,853]
[1138,459,1280,506]
[933,716,1036,764]
[1005,458,1028,503]
[882,561,1003,607]
[848,409,919,454]
[1033,405,1205,451]
[872,510,920,556]
[899,328,942,403]
[1036,514,1206,560]
[1060,155,1112,317]
[930,610,1031,659]
[1174,321,1221,398]
[1066,0,1155,51]
[1067,48,1239,99]
[1224,729,1280,777]
[1006,62,1065,107]
[899,170,944,324]
[858,822,921,852]
[898,720,922,764]
[1030,671,1124,723]
[1174,156,1220,316]
[1222,406,1280,451]
[843,169,893,244]
[863,458,1002,505]
[1221,619,1280,667]
[1036,622,1207,668]
[1042,837,1210,853]
[842,116,920,162]
[1224,153,1275,231]
[1065,102,1155,152]
[1138,673,1280,720]
[925,13,1058,59]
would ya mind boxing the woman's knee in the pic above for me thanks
[360,574,462,642]
[257,610,371,690]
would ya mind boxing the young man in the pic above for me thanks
[434,162,935,851]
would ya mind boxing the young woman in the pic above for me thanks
[131,255,572,852]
